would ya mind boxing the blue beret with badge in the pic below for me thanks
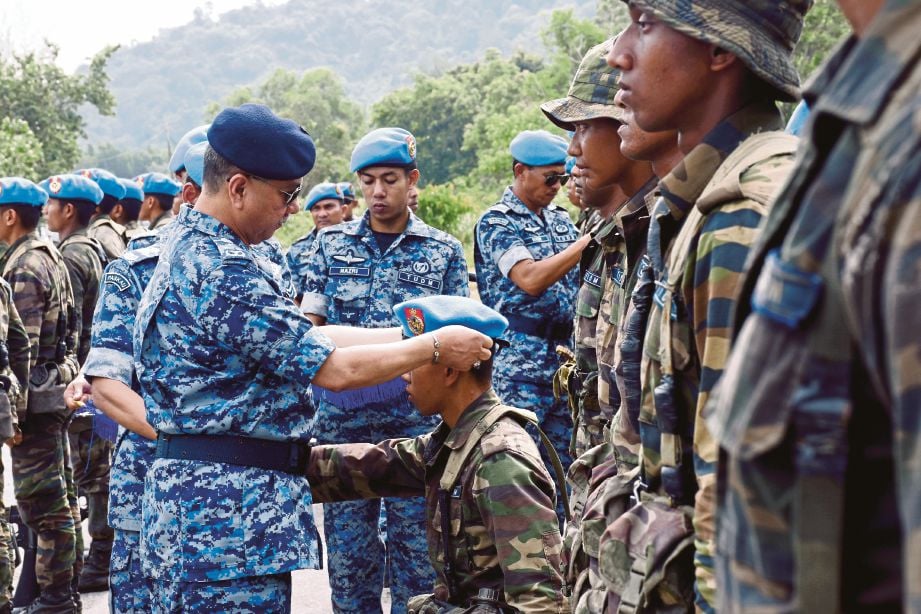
[305,182,344,211]
[394,295,508,340]
[0,177,48,207]
[208,103,315,180]
[135,172,181,197]
[169,124,210,173]
[74,168,127,200]
[350,127,417,173]
[338,181,356,201]
[509,130,568,167]
[117,178,144,202]
[40,174,104,205]
[183,141,208,187]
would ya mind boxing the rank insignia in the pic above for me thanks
[405,307,425,335]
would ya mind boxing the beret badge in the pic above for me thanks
[405,307,425,336]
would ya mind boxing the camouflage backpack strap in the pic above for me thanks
[62,233,109,268]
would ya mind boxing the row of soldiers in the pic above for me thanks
[1,0,919,611]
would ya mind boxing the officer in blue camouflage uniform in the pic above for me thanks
[109,178,145,241]
[286,182,346,304]
[708,1,921,611]
[301,127,468,614]
[474,130,591,488]
[132,104,493,612]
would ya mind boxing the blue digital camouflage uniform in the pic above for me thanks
[474,186,578,483]
[82,245,160,612]
[284,228,317,301]
[708,4,921,611]
[301,210,469,613]
[133,206,335,612]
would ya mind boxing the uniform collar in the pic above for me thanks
[343,209,436,239]
[500,186,560,218]
[804,2,921,126]
[658,101,783,223]
[177,205,235,239]
[441,388,504,451]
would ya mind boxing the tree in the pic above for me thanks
[208,68,366,190]
[794,0,850,82]
[78,143,169,178]
[0,43,116,178]
[0,117,43,178]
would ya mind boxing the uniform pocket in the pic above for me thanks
[331,298,367,325]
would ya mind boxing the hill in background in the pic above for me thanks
[83,0,595,152]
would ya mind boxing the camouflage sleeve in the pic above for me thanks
[6,262,47,369]
[300,235,330,317]
[60,247,89,364]
[306,436,428,502]
[476,212,533,278]
[444,239,471,298]
[83,259,139,386]
[688,197,767,612]
[285,240,310,298]
[472,450,567,613]
[6,295,31,419]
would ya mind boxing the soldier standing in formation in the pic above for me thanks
[80,169,128,263]
[109,179,144,242]
[285,182,346,305]
[302,127,469,613]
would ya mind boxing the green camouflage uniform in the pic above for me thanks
[708,2,921,611]
[0,232,81,603]
[308,389,569,613]
[122,220,143,241]
[87,214,126,261]
[0,277,32,610]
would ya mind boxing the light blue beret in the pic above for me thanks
[40,174,104,205]
[183,141,208,187]
[394,295,508,339]
[74,168,127,200]
[169,124,210,173]
[117,178,144,202]
[509,130,568,166]
[305,182,345,210]
[338,181,356,200]
[135,172,181,197]
[0,177,48,207]
[785,100,810,136]
[350,127,417,173]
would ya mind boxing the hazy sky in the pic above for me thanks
[0,0,284,72]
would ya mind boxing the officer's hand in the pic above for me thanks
[6,426,22,447]
[64,375,92,411]
[430,325,492,370]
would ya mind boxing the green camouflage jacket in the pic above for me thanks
[708,2,921,611]
[0,277,32,435]
[88,214,126,261]
[58,228,103,364]
[308,389,569,613]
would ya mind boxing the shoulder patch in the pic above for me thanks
[103,271,131,292]
[214,237,252,264]
[486,217,509,227]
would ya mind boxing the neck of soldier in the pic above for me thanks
[652,145,686,180]
[676,73,748,154]
[369,207,410,234]
[57,219,83,241]
[439,376,491,429]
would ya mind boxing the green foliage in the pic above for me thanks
[0,43,116,178]
[794,0,850,81]
[0,117,44,178]
[594,0,632,35]
[275,209,315,248]
[209,68,366,190]
[415,184,477,245]
[79,142,168,178]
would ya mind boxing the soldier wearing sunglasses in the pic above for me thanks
[474,130,592,510]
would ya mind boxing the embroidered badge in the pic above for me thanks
[405,134,416,159]
[332,250,367,265]
[104,272,131,292]
[48,177,62,194]
[524,225,541,233]
[405,307,425,335]
[554,223,571,234]
[412,261,431,275]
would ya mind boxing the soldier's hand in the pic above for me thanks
[430,325,492,371]
[64,375,92,411]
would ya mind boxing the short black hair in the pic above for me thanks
[118,199,142,222]
[203,145,242,193]
[512,159,530,174]
[67,200,97,226]
[0,205,40,230]
[470,354,495,385]
[149,193,173,211]
[97,194,119,215]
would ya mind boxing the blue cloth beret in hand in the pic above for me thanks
[394,295,509,340]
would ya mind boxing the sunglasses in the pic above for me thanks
[231,173,303,205]
[544,173,570,187]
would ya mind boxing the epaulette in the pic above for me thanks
[213,236,252,264]
[487,202,512,214]
[122,245,161,265]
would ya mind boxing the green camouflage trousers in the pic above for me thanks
[68,417,114,546]
[0,455,14,608]
[12,411,79,595]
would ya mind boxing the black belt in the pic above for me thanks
[504,314,573,341]
[156,433,310,475]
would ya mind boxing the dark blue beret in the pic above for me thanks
[117,178,144,202]
[183,141,208,186]
[305,182,344,210]
[510,130,568,167]
[135,172,181,197]
[208,104,316,180]
[0,177,48,207]
[40,174,104,204]
[74,168,127,200]
[394,295,508,339]
[350,127,416,173]
[169,124,210,173]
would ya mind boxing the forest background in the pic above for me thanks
[0,0,848,251]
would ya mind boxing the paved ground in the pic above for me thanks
[2,447,391,613]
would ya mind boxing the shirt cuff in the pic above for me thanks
[271,326,337,383]
[498,245,535,278]
[83,347,134,386]
[300,292,329,317]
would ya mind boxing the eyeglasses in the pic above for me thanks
[544,173,570,187]
[231,173,302,205]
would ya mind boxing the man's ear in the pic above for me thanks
[709,45,739,73]
[443,366,461,387]
[407,168,421,187]
[226,173,248,210]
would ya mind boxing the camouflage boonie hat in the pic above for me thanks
[541,38,625,131]
[628,0,812,101]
